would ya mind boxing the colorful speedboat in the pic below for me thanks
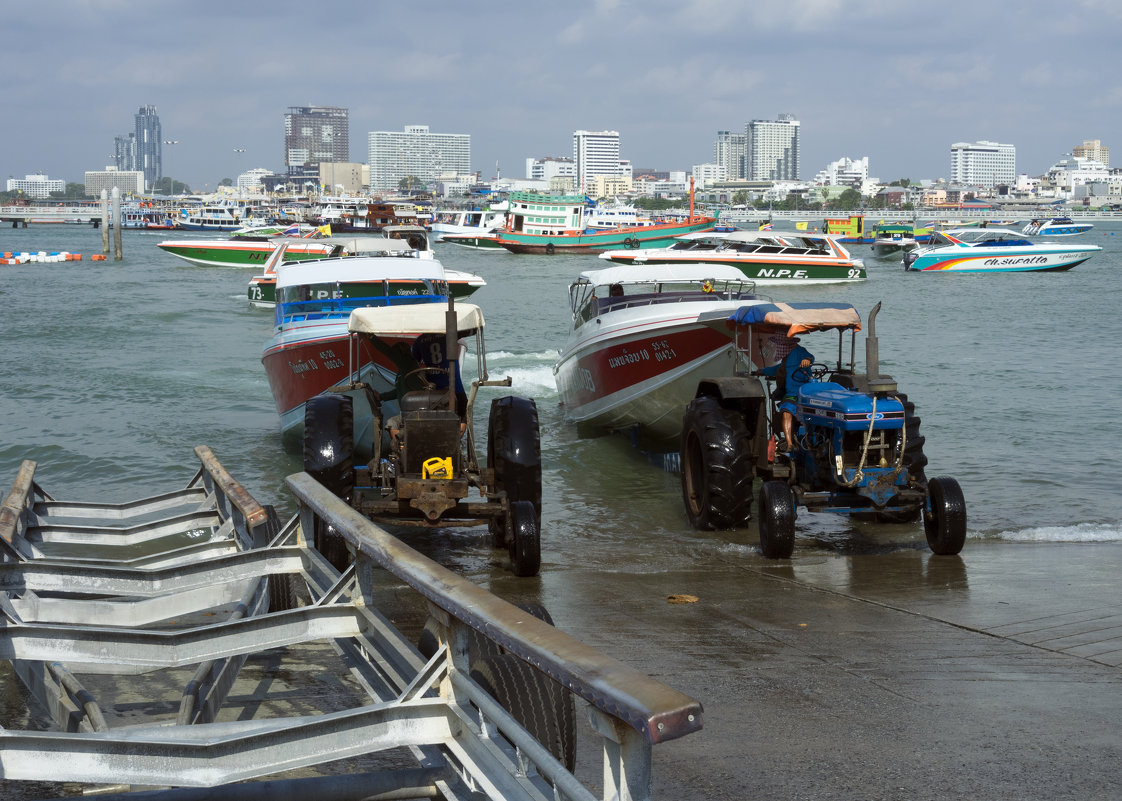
[261,243,457,448]
[598,230,866,285]
[1022,217,1093,236]
[160,236,340,269]
[553,264,767,450]
[492,191,716,255]
[903,228,1102,273]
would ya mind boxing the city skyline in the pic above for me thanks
[4,1,1120,191]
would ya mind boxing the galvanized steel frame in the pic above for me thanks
[0,450,702,800]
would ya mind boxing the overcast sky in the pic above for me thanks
[6,0,1120,191]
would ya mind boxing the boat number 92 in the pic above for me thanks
[848,269,862,278]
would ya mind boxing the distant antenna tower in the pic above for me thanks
[495,160,501,180]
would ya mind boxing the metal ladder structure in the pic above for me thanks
[0,446,702,800]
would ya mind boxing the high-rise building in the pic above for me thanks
[367,125,470,191]
[746,114,800,181]
[572,130,621,192]
[1073,139,1110,168]
[949,140,1016,187]
[714,130,747,180]
[134,105,162,190]
[114,134,136,173]
[285,106,349,176]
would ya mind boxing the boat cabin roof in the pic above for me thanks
[728,301,862,336]
[937,229,1031,245]
[577,263,749,287]
[276,255,446,289]
[348,303,484,335]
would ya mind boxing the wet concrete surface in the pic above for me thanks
[488,539,1122,800]
[3,538,1120,800]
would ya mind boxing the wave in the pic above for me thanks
[472,350,559,396]
[991,522,1122,543]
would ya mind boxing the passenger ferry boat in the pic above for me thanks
[493,191,716,255]
[431,205,508,249]
[177,201,256,232]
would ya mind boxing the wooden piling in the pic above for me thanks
[100,190,109,254]
[112,187,123,261]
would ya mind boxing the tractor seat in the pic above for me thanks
[400,389,451,413]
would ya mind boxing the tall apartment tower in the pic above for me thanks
[367,125,471,191]
[114,134,136,173]
[1073,139,1110,167]
[949,140,1016,187]
[134,105,162,189]
[746,114,800,181]
[284,106,349,175]
[715,130,748,180]
[573,130,621,193]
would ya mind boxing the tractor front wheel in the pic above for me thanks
[758,481,796,558]
[508,500,541,578]
[924,476,967,555]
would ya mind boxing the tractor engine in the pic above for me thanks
[794,383,906,493]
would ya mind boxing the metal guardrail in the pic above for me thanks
[0,451,703,801]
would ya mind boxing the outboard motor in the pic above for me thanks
[903,249,919,270]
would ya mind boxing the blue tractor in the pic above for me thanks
[680,301,966,558]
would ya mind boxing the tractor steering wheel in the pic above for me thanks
[403,365,448,390]
[808,363,831,380]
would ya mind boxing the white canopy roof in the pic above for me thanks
[348,302,485,335]
[577,263,751,287]
[276,255,447,289]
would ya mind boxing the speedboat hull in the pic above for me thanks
[160,239,337,268]
[554,309,742,449]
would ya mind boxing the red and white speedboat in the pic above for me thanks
[261,240,478,448]
[553,264,768,450]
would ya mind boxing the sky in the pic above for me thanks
[5,0,1122,191]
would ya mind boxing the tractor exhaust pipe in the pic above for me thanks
[866,301,881,380]
[864,302,897,394]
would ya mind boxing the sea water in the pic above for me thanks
[1,222,1121,573]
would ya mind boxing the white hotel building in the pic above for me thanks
[367,125,470,192]
[6,173,66,199]
[573,130,624,193]
[949,140,1016,187]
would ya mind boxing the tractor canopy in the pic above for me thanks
[728,302,862,337]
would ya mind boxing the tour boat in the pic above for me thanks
[492,191,716,255]
[1021,217,1093,236]
[903,228,1102,273]
[553,264,767,451]
[260,243,457,447]
[598,230,867,284]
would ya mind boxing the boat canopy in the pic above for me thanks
[729,301,862,336]
[348,303,484,335]
[577,263,751,287]
[276,256,446,290]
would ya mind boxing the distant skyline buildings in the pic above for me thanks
[714,130,747,181]
[573,130,623,192]
[950,140,1016,187]
[1073,139,1109,168]
[367,125,470,192]
[747,114,800,181]
[284,106,349,177]
[134,105,162,189]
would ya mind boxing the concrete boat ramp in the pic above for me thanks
[0,447,701,800]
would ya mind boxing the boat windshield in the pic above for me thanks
[570,278,758,325]
[275,278,449,326]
